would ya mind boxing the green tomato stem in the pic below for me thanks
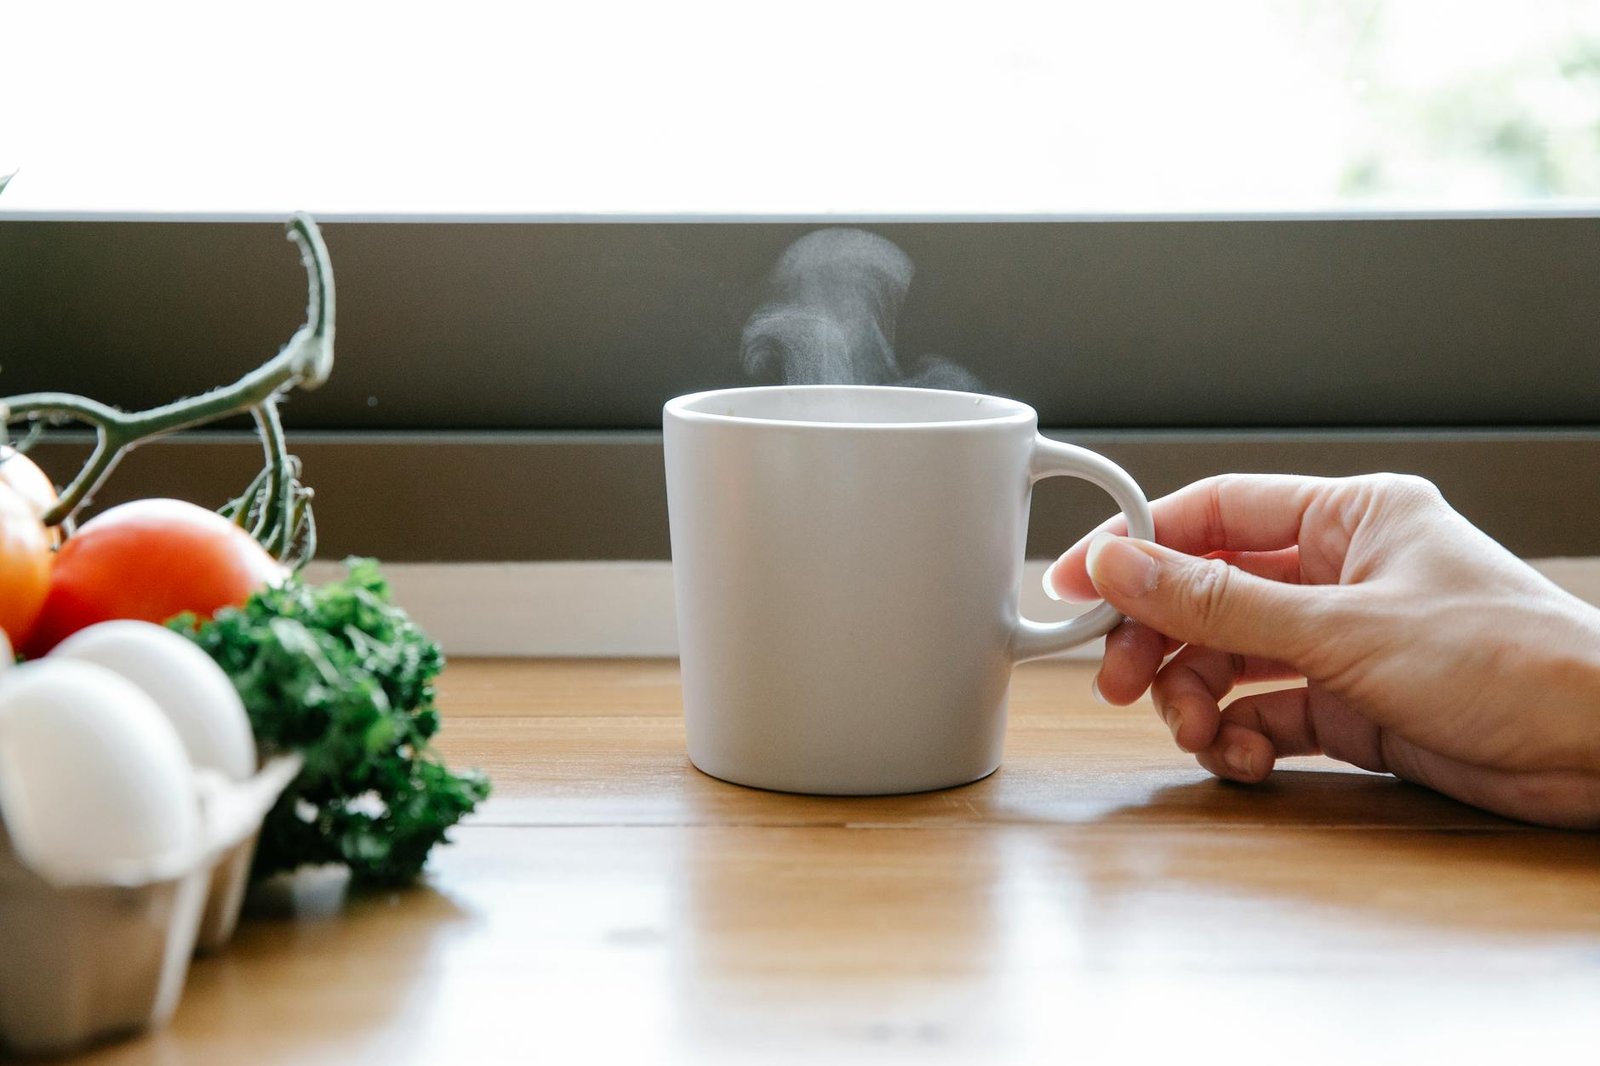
[1,214,336,536]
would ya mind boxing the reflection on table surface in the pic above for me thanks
[80,660,1600,1066]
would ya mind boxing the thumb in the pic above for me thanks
[1085,532,1321,663]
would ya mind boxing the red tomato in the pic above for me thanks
[0,447,58,520]
[0,485,52,649]
[24,498,284,657]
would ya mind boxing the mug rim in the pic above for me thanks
[664,384,1036,431]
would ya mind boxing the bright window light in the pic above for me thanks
[2,0,1598,215]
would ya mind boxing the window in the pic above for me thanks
[5,2,1599,560]
[5,2,1597,214]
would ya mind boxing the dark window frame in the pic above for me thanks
[6,213,1599,559]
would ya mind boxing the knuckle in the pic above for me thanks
[1150,659,1194,704]
[1194,473,1237,494]
[1365,472,1443,508]
[1176,557,1236,630]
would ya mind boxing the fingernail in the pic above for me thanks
[1085,533,1159,599]
[1042,557,1066,601]
[1042,556,1098,603]
[1091,678,1108,704]
[1168,707,1185,744]
[1224,745,1255,778]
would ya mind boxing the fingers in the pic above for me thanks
[1097,602,1301,709]
[1195,687,1320,784]
[1195,722,1276,784]
[1051,546,1304,605]
[1083,547,1304,704]
[1044,474,1327,601]
[1210,548,1303,586]
[1185,692,1600,830]
[1219,687,1321,753]
[1150,647,1229,752]
[1150,646,1299,752]
[1136,473,1330,553]
[1083,533,1333,664]
[1093,620,1174,705]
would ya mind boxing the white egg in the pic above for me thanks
[51,621,256,782]
[0,659,201,883]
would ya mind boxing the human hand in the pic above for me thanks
[1045,474,1600,829]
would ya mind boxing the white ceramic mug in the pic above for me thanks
[664,385,1154,795]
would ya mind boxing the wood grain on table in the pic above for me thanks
[81,660,1600,1065]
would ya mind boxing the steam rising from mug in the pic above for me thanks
[740,228,982,390]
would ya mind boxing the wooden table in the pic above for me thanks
[83,660,1600,1065]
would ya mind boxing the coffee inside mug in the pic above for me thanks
[673,385,1031,427]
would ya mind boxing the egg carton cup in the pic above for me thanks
[196,832,257,955]
[194,754,303,955]
[0,754,301,1058]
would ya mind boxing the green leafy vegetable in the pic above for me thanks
[175,558,489,885]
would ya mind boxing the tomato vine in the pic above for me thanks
[0,215,335,569]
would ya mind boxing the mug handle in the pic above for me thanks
[1010,435,1155,663]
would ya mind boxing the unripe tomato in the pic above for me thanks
[23,498,284,657]
[0,485,52,647]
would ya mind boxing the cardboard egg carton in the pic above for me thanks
[0,755,301,1058]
